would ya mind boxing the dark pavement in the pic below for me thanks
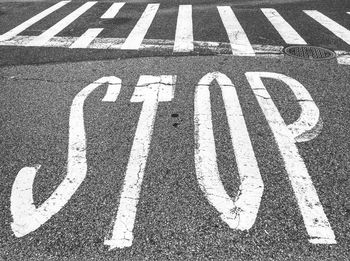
[0,0,349,65]
[0,0,349,260]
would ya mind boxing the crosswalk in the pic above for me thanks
[218,6,255,56]
[174,5,193,52]
[0,1,350,64]
[261,8,307,45]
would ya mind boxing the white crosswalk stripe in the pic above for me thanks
[100,2,125,19]
[304,10,350,45]
[218,6,255,56]
[174,5,194,52]
[0,3,349,62]
[261,8,307,45]
[27,1,97,47]
[0,1,70,42]
[121,4,159,50]
[70,28,103,48]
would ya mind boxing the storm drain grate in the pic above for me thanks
[283,45,336,60]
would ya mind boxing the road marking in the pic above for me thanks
[173,5,194,52]
[70,28,103,48]
[27,1,97,46]
[121,4,160,50]
[105,75,176,250]
[246,72,336,244]
[335,50,350,65]
[0,1,70,42]
[0,34,349,64]
[217,6,255,56]
[11,77,121,237]
[261,8,307,45]
[0,35,282,54]
[1,4,350,62]
[194,72,263,230]
[101,2,125,19]
[304,10,350,45]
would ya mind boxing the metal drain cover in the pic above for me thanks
[283,45,336,60]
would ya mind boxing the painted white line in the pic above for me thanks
[101,2,125,19]
[217,6,255,56]
[70,28,103,48]
[173,5,194,52]
[11,77,121,237]
[304,10,350,45]
[245,72,336,244]
[121,4,159,50]
[105,75,176,250]
[335,50,350,65]
[3,34,350,65]
[27,1,97,46]
[194,72,263,231]
[0,1,70,42]
[0,35,284,54]
[261,8,307,45]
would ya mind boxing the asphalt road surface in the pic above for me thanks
[0,0,349,260]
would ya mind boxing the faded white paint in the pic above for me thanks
[6,34,350,64]
[27,2,97,46]
[245,72,336,244]
[70,28,103,48]
[304,10,350,45]
[11,76,121,237]
[101,2,125,19]
[121,4,159,50]
[336,50,350,65]
[261,8,307,44]
[217,6,255,56]
[0,35,283,54]
[104,75,176,250]
[173,5,194,52]
[194,72,263,231]
[1,33,349,65]
[0,1,70,42]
